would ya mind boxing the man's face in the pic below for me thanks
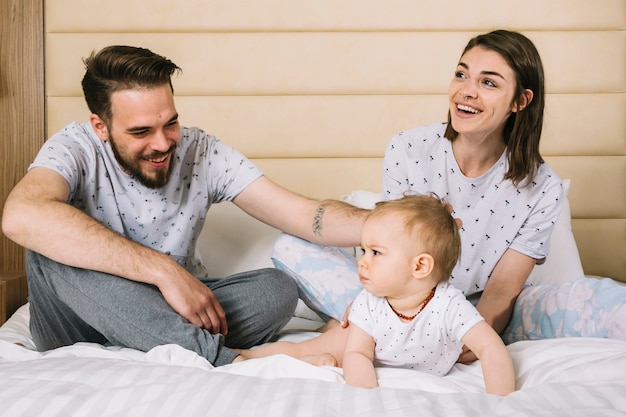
[100,85,180,188]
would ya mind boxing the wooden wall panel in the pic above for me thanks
[0,0,44,273]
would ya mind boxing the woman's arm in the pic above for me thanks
[462,321,515,395]
[477,248,535,333]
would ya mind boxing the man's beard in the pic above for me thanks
[108,134,176,189]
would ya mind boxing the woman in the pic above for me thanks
[381,30,561,361]
[272,30,622,361]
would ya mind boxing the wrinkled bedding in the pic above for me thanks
[1,304,625,417]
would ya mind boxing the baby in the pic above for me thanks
[237,194,515,395]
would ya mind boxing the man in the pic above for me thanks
[1,45,366,366]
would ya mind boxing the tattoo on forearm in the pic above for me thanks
[313,204,326,235]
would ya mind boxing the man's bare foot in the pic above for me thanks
[315,318,341,333]
[299,352,338,367]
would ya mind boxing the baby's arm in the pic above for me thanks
[342,324,377,388]
[462,321,515,396]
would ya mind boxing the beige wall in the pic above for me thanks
[4,1,626,281]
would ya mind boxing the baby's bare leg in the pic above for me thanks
[240,340,304,359]
[237,325,349,366]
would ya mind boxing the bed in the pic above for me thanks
[0,317,624,417]
[1,1,625,416]
[1,190,625,417]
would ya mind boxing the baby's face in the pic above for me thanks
[357,213,419,298]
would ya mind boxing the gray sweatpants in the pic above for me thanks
[25,250,298,366]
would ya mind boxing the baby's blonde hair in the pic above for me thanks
[368,194,461,282]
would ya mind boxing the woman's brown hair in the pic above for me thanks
[444,30,546,187]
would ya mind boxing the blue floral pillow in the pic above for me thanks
[501,276,626,344]
[272,233,361,321]
[271,190,378,320]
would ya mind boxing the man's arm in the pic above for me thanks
[2,167,228,333]
[232,176,367,247]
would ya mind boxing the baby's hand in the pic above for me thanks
[341,302,353,327]
[457,345,478,364]
[316,302,353,332]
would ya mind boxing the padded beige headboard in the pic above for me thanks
[45,0,625,282]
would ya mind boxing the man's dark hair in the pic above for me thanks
[81,45,181,123]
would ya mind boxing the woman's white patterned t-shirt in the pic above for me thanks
[382,123,564,297]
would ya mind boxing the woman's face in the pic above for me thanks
[448,46,519,142]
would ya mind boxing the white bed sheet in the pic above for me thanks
[1,304,625,417]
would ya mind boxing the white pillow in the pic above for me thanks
[525,179,585,285]
[198,202,279,278]
[0,304,35,349]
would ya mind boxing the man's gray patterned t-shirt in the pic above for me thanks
[29,122,263,277]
